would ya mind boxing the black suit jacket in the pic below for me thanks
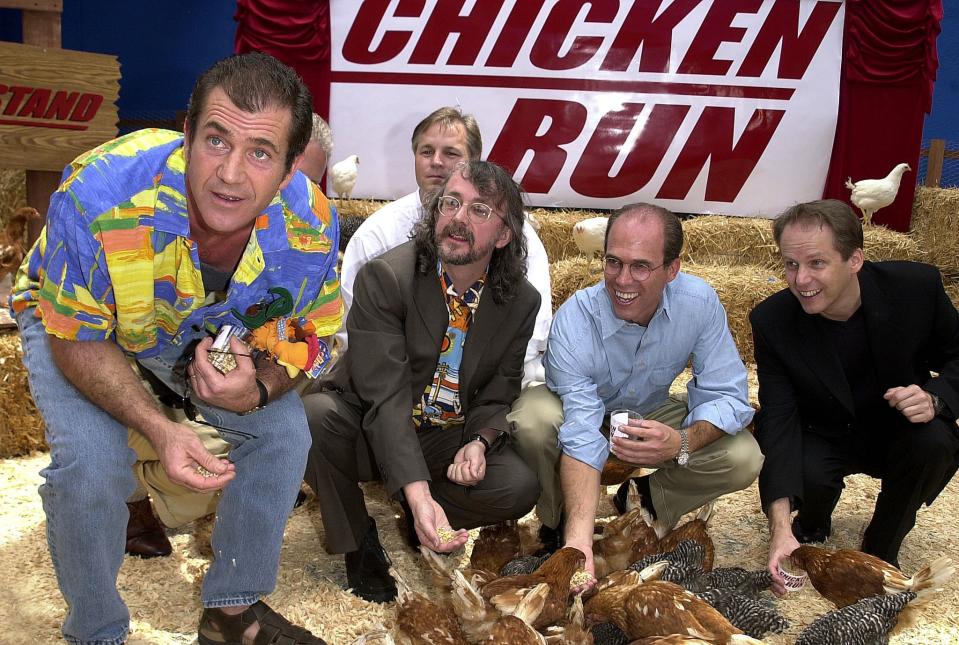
[324,241,540,497]
[749,261,959,511]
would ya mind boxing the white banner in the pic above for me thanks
[329,0,844,217]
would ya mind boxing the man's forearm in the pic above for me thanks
[560,453,600,543]
[768,497,792,535]
[49,337,172,441]
[686,420,725,452]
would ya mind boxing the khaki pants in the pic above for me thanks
[127,406,229,528]
[508,385,763,529]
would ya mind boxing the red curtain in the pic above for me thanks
[824,0,943,231]
[233,0,332,121]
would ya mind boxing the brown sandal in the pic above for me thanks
[198,601,327,645]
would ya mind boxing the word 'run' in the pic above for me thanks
[489,99,783,201]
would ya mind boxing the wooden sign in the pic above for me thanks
[0,41,119,172]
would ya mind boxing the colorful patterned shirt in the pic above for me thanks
[10,129,342,372]
[412,267,485,428]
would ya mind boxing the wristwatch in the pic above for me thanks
[469,433,492,452]
[675,427,690,467]
[239,378,269,416]
[929,391,947,416]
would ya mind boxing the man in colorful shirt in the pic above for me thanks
[303,160,540,603]
[11,53,337,645]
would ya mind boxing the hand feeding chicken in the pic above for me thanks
[331,154,360,201]
[844,162,911,225]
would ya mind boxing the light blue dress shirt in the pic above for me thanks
[545,275,754,472]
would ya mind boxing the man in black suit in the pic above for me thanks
[750,199,959,593]
[302,160,540,603]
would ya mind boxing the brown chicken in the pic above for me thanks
[393,567,470,645]
[594,508,660,578]
[0,206,40,283]
[584,562,668,626]
[486,583,549,644]
[629,637,733,644]
[450,568,502,643]
[470,520,522,575]
[790,545,955,609]
[421,546,497,594]
[618,581,760,644]
[544,593,593,644]
[653,504,715,571]
[481,546,586,629]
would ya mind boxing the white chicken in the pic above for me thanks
[330,154,360,201]
[572,216,608,257]
[845,163,911,225]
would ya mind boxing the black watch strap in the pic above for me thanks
[469,433,492,451]
[240,378,269,416]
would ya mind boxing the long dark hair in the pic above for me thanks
[411,161,528,304]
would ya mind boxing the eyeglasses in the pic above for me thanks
[602,256,666,282]
[437,195,500,222]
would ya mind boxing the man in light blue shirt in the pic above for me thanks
[510,203,762,580]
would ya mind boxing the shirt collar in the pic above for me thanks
[595,279,673,339]
[438,263,486,312]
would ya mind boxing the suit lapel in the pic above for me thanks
[460,286,505,409]
[795,305,856,415]
[411,268,448,351]
[859,266,898,388]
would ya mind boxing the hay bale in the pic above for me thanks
[911,186,959,276]
[863,224,924,263]
[681,215,921,269]
[549,255,602,310]
[946,280,959,312]
[333,198,388,220]
[533,209,595,262]
[547,257,782,363]
[0,331,46,457]
[682,216,780,268]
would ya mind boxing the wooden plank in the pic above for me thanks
[0,41,120,172]
[22,8,61,47]
[925,139,946,188]
[0,0,61,10]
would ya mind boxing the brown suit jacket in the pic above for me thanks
[324,241,540,497]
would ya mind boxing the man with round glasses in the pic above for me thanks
[510,203,762,581]
[333,107,552,387]
[302,160,540,603]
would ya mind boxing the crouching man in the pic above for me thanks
[752,199,959,593]
[11,53,337,644]
[303,160,540,603]
[510,203,762,579]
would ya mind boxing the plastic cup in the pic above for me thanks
[609,409,643,449]
[777,557,809,592]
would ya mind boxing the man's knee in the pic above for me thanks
[715,431,764,492]
[509,386,563,454]
[901,419,958,466]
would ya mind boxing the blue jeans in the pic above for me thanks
[17,310,311,644]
